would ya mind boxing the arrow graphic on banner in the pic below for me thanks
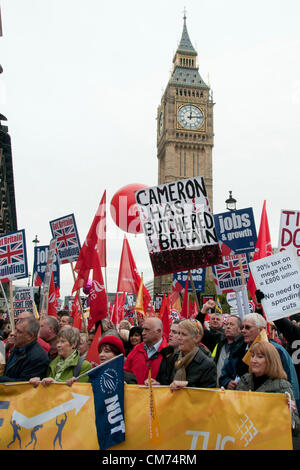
[11,393,89,429]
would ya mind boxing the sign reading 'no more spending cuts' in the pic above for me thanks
[249,246,300,322]
[135,176,222,276]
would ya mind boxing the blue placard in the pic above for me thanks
[173,268,206,292]
[0,229,28,282]
[33,245,60,287]
[214,208,257,254]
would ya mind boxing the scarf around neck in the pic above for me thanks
[173,346,199,382]
[54,349,78,381]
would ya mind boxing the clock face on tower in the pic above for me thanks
[177,104,204,130]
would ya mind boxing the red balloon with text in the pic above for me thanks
[110,184,148,234]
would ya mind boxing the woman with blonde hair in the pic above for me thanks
[237,341,300,436]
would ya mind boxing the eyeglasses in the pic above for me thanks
[242,324,254,330]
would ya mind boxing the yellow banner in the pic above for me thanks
[0,383,292,450]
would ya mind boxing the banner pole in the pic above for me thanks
[8,280,15,332]
[0,280,11,321]
[237,254,245,286]
[70,263,87,333]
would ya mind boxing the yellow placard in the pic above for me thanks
[0,383,292,450]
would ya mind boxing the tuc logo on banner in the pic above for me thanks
[49,214,81,264]
[135,177,222,276]
[214,208,257,255]
[0,229,28,282]
[278,209,300,256]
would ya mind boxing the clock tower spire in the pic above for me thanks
[155,14,214,294]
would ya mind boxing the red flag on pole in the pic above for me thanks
[247,200,273,302]
[86,324,102,367]
[47,272,57,317]
[71,295,82,330]
[88,260,108,330]
[72,191,106,292]
[159,294,170,341]
[181,278,189,319]
[117,235,151,312]
[111,292,125,326]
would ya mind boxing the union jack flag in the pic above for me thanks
[0,240,24,266]
[0,229,28,282]
[213,254,250,293]
[53,225,78,250]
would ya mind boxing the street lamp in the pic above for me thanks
[225,191,237,212]
[31,235,40,286]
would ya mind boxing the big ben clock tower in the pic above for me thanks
[155,14,214,294]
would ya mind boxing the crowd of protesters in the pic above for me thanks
[1,292,300,448]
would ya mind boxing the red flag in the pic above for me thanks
[247,200,273,302]
[34,272,43,287]
[88,261,108,330]
[159,294,170,341]
[86,324,102,367]
[71,295,82,330]
[110,292,125,326]
[47,272,57,317]
[72,191,106,292]
[181,278,189,318]
[117,235,151,312]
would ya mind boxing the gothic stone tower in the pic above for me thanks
[154,16,214,294]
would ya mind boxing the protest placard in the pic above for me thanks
[39,239,57,315]
[0,229,28,282]
[135,177,222,276]
[226,291,255,315]
[49,213,81,264]
[33,245,60,287]
[212,253,250,294]
[214,207,257,254]
[154,293,164,312]
[13,287,35,318]
[278,209,300,256]
[173,268,206,292]
[249,246,300,322]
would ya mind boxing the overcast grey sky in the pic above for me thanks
[0,0,299,299]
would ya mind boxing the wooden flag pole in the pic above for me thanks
[0,281,12,324]
[70,263,87,333]
[8,280,15,332]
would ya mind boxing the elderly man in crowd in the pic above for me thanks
[235,313,300,404]
[216,315,247,389]
[196,299,225,352]
[0,317,50,382]
[39,315,60,360]
[58,314,74,330]
[124,317,168,384]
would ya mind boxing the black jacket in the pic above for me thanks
[195,312,225,352]
[0,340,50,383]
[157,346,217,388]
